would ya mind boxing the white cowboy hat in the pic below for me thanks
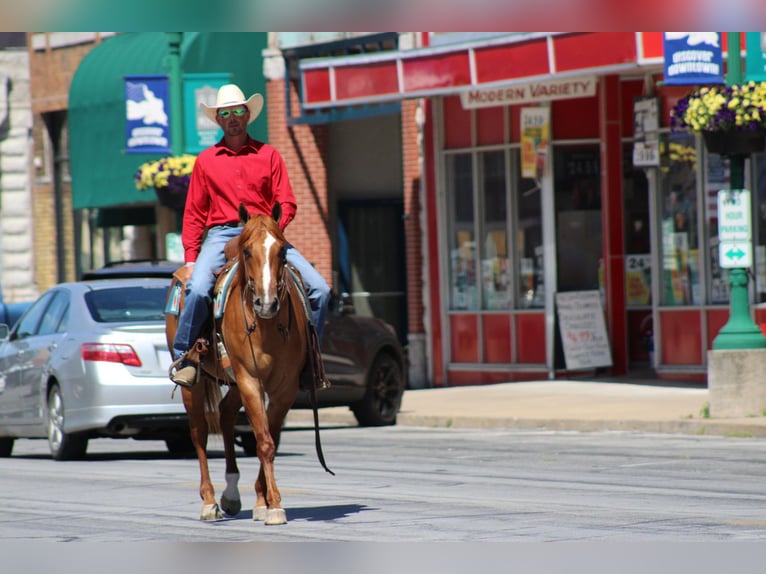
[201,84,264,125]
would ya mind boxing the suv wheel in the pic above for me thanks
[351,353,403,427]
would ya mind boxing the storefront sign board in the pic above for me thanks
[460,75,597,109]
[555,290,613,370]
[745,32,766,82]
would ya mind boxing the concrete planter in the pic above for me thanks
[707,349,766,418]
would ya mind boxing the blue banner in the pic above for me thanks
[745,32,766,82]
[183,73,231,154]
[663,32,724,86]
[124,75,171,154]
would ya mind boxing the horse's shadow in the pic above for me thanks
[219,503,372,523]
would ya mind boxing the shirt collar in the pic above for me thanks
[214,136,261,155]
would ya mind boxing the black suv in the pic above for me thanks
[82,260,406,426]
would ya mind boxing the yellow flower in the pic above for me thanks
[134,154,196,192]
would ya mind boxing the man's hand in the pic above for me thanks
[173,262,194,284]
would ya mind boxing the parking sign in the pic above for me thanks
[717,189,752,268]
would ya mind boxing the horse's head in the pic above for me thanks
[237,203,287,319]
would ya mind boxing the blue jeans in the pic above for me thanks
[172,225,331,361]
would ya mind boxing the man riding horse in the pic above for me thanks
[169,83,331,389]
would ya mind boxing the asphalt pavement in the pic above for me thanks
[286,375,766,438]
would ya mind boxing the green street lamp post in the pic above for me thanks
[712,32,766,350]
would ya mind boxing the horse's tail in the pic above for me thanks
[202,375,223,435]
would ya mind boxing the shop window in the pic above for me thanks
[658,133,700,306]
[479,151,510,310]
[623,144,651,307]
[705,152,732,304]
[516,153,544,308]
[447,153,477,310]
[753,153,766,302]
[554,145,602,293]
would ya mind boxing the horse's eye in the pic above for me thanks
[243,247,251,260]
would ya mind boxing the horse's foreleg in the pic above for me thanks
[240,387,286,525]
[218,387,242,516]
[182,385,222,521]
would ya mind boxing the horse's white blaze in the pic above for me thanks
[260,232,278,301]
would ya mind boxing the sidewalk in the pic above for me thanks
[287,378,766,438]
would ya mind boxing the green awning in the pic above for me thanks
[95,206,157,228]
[69,32,267,211]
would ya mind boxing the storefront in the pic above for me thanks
[284,32,766,386]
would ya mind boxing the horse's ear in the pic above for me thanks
[238,203,249,224]
[271,202,282,224]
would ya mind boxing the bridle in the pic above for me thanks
[239,253,294,380]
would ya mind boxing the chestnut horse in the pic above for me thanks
[165,203,331,525]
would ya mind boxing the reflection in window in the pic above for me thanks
[447,154,477,310]
[659,133,700,306]
[516,153,544,308]
[480,151,510,310]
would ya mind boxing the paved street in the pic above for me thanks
[2,425,766,543]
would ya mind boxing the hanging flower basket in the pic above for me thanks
[134,154,196,212]
[154,186,188,212]
[702,129,766,157]
[670,81,766,157]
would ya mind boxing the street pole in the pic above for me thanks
[166,32,184,232]
[712,32,766,350]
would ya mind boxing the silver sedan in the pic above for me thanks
[0,278,190,460]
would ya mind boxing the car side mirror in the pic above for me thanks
[0,324,9,341]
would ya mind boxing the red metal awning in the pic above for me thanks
[299,32,667,109]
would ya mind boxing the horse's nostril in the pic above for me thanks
[269,298,279,313]
[254,297,262,308]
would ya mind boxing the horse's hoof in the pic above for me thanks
[265,508,287,525]
[200,503,223,521]
[220,495,242,516]
[253,505,268,521]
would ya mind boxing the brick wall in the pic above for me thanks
[266,79,332,288]
[401,99,425,335]
[28,33,103,290]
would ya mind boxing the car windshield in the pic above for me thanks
[84,285,169,323]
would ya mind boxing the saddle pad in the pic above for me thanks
[214,261,239,319]
[165,282,183,316]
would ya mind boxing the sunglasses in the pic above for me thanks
[218,107,247,119]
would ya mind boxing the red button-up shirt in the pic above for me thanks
[181,137,297,264]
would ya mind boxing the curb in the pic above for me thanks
[286,409,766,438]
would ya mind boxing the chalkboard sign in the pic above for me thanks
[555,290,613,370]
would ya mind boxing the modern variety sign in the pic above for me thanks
[662,32,723,85]
[460,75,597,109]
[124,75,171,154]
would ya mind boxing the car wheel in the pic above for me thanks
[165,435,195,456]
[351,353,404,427]
[0,437,14,457]
[47,384,88,461]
